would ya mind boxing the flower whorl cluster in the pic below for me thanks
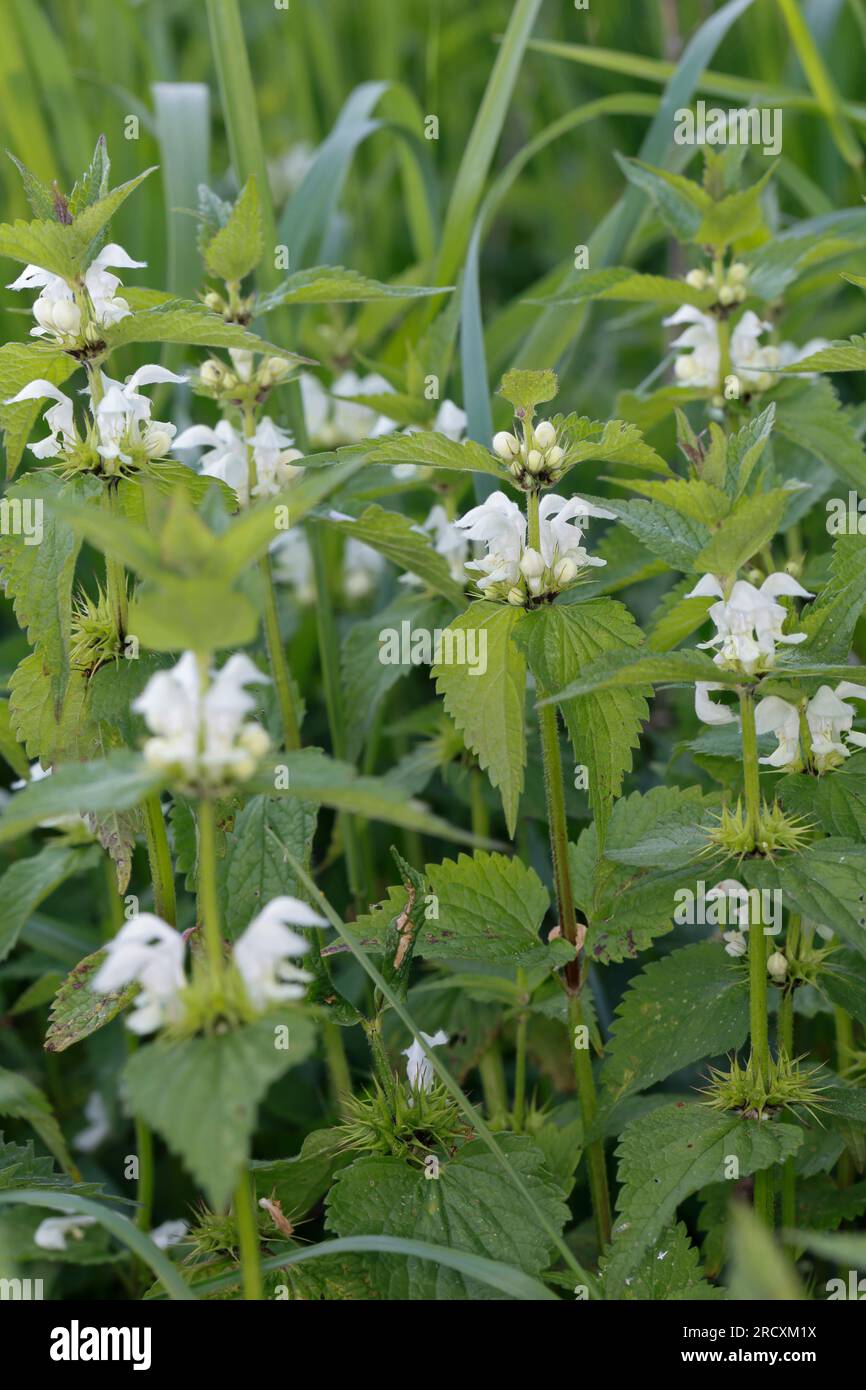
[688,572,812,678]
[492,418,566,490]
[684,259,749,308]
[91,897,325,1036]
[132,652,271,791]
[8,242,143,347]
[195,347,294,407]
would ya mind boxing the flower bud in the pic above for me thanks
[546,445,564,469]
[728,262,748,283]
[685,268,708,290]
[509,459,523,479]
[767,951,788,983]
[492,430,520,460]
[506,586,525,606]
[519,547,545,581]
[534,420,556,449]
[525,449,544,474]
[239,724,271,760]
[260,355,290,386]
[717,285,735,306]
[204,291,225,313]
[553,557,578,586]
[199,359,225,386]
[142,422,175,458]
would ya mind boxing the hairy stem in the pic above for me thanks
[323,1019,353,1117]
[143,794,177,926]
[512,967,529,1132]
[260,552,301,751]
[478,1041,509,1125]
[740,686,773,1225]
[834,1006,855,1188]
[778,914,798,1229]
[233,1171,264,1300]
[196,796,224,977]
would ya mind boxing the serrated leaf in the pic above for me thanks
[348,850,560,969]
[124,1012,317,1209]
[252,1128,350,1220]
[7,153,56,219]
[647,578,713,651]
[592,494,710,568]
[369,431,503,478]
[257,265,451,310]
[0,843,101,964]
[0,751,164,846]
[0,699,29,779]
[497,368,558,415]
[779,334,866,374]
[203,176,263,283]
[324,1135,569,1299]
[517,601,648,837]
[433,602,526,836]
[694,488,793,576]
[324,505,466,605]
[529,267,715,311]
[44,948,138,1053]
[540,648,740,705]
[742,840,866,952]
[68,135,111,218]
[778,752,866,839]
[618,157,708,240]
[0,1067,74,1176]
[556,415,669,479]
[774,378,866,491]
[606,1101,803,1293]
[601,943,749,1104]
[224,795,317,939]
[104,297,312,365]
[604,1221,723,1300]
[796,532,866,662]
[817,951,866,1030]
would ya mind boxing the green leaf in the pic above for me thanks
[0,843,101,963]
[606,1102,803,1293]
[44,948,138,1053]
[252,1128,349,1222]
[796,531,866,662]
[603,1221,723,1300]
[323,504,466,605]
[539,649,740,705]
[779,333,866,374]
[529,267,715,311]
[256,747,495,848]
[0,341,77,479]
[0,699,30,779]
[774,378,866,491]
[224,796,317,939]
[601,943,749,1104]
[517,601,649,837]
[817,951,866,1030]
[104,297,312,365]
[325,1135,569,1299]
[778,754,866,839]
[349,850,561,970]
[257,265,451,310]
[433,602,527,836]
[369,431,504,478]
[693,166,774,250]
[593,494,711,568]
[0,751,164,846]
[726,1200,805,1300]
[555,415,669,480]
[618,157,708,241]
[497,367,558,415]
[695,489,795,579]
[203,175,263,283]
[743,840,866,952]
[124,1012,317,1209]
[128,577,259,652]
[68,134,110,217]
[0,1066,75,1176]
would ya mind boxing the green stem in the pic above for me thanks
[323,1020,353,1117]
[740,686,773,1225]
[834,1007,855,1188]
[260,552,301,751]
[478,1041,509,1125]
[537,691,612,1250]
[309,524,368,912]
[512,968,529,1132]
[196,796,224,976]
[233,1171,264,1300]
[778,914,798,1229]
[143,794,177,925]
[363,1017,394,1092]
[102,483,128,641]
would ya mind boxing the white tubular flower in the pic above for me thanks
[664,306,783,392]
[689,572,812,675]
[722,930,748,958]
[269,527,316,603]
[418,504,470,583]
[175,419,248,499]
[807,682,866,769]
[539,494,614,572]
[9,243,145,342]
[132,651,270,787]
[695,682,738,726]
[233,896,322,1009]
[403,1028,449,1094]
[455,491,526,590]
[150,1220,189,1250]
[755,695,801,768]
[4,380,77,458]
[34,1216,98,1251]
[707,878,750,933]
[92,365,185,465]
[73,1092,111,1153]
[344,538,387,599]
[91,914,187,1035]
[300,371,396,446]
[248,417,303,499]
[519,545,546,595]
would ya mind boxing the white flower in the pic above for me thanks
[403,1028,449,1094]
[707,878,750,933]
[538,493,613,571]
[233,896,322,1009]
[755,694,802,768]
[92,365,184,464]
[91,914,186,1035]
[9,243,145,342]
[270,527,315,602]
[34,1215,97,1251]
[687,572,812,675]
[432,399,467,440]
[344,538,387,599]
[149,1220,189,1250]
[722,930,748,958]
[175,416,302,506]
[5,380,78,458]
[695,682,738,726]
[767,951,788,983]
[759,680,866,771]
[73,1092,111,1153]
[664,307,816,393]
[417,504,470,583]
[300,371,396,446]
[455,491,526,590]
[132,651,270,786]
